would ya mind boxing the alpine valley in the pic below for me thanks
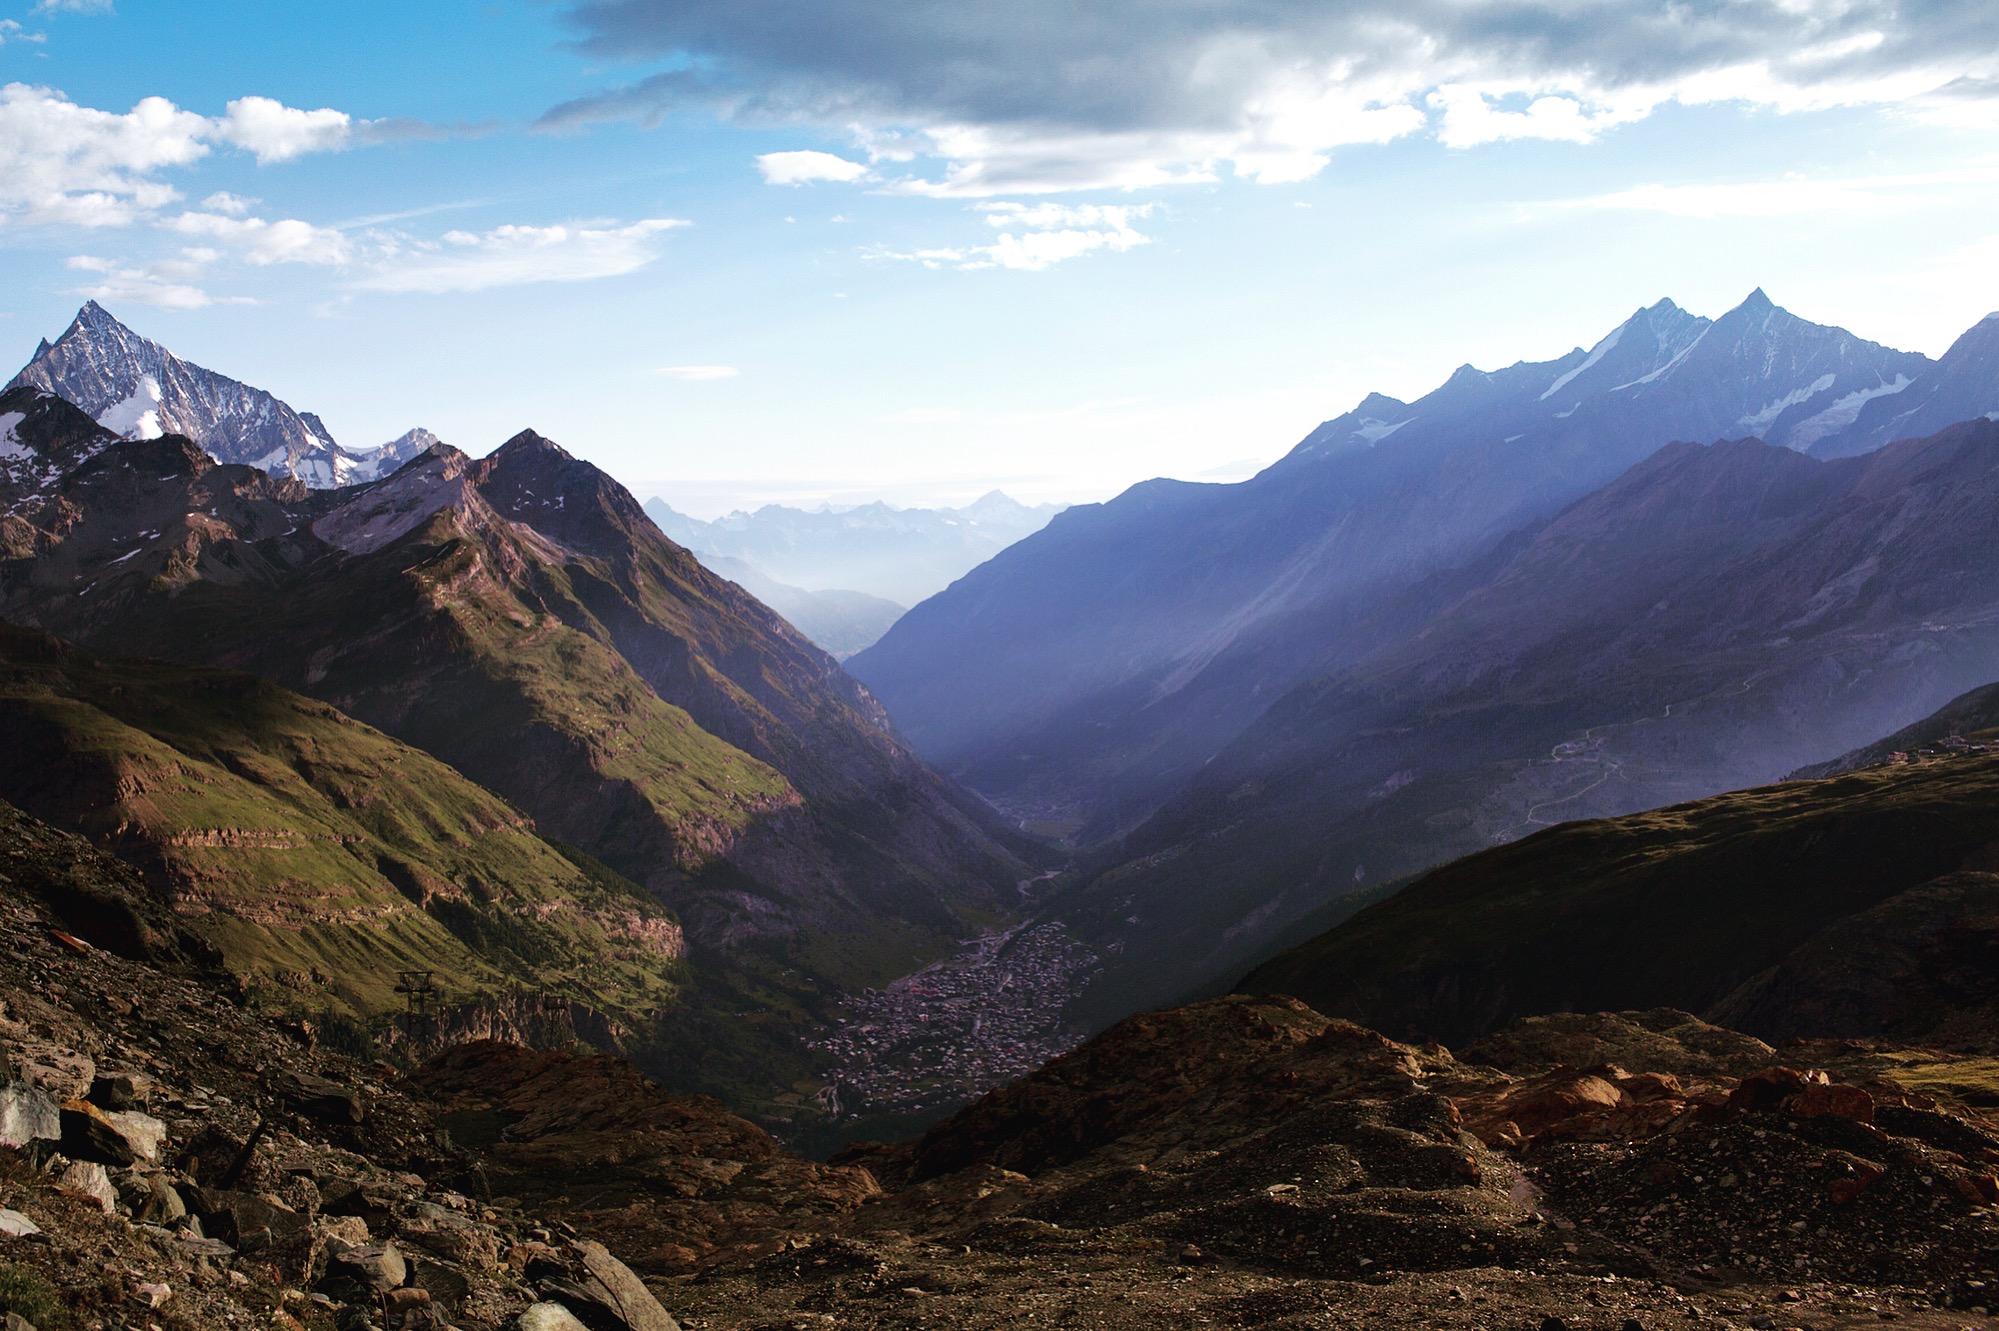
[12,295,1999,1331]
[0,304,1043,1129]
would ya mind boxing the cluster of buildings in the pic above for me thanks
[812,920,1097,1119]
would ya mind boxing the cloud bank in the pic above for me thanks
[872,200,1154,270]
[355,218,691,293]
[546,0,1999,192]
[0,84,360,227]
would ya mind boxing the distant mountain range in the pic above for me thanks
[850,292,1999,1032]
[645,491,1065,608]
[691,551,906,660]
[852,291,1965,835]
[8,302,435,487]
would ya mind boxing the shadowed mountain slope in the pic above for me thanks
[1810,311,1999,459]
[1793,674,1999,777]
[1239,748,1999,1053]
[1041,416,1999,1031]
[852,291,1933,835]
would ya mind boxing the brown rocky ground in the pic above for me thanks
[5,794,1999,1331]
[0,799,848,1331]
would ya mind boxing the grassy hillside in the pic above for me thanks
[1240,750,1999,1049]
[0,620,686,1034]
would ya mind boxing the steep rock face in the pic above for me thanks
[7,302,430,487]
[851,291,1932,834]
[1238,749,1999,1050]
[0,424,1031,1028]
[1045,418,1999,1029]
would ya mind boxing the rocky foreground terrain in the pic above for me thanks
[5,792,1999,1330]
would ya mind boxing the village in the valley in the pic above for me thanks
[812,918,1099,1119]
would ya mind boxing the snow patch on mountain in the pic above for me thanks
[1617,323,1711,390]
[0,413,26,462]
[5,302,392,490]
[1351,417,1411,444]
[97,374,165,439]
[1784,375,1914,451]
[1739,373,1838,435]
[1541,323,1623,401]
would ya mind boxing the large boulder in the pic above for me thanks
[0,1083,59,1148]
[552,1240,680,1331]
[58,1098,165,1165]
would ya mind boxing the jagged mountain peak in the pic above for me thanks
[495,427,574,461]
[8,303,425,490]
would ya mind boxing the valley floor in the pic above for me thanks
[813,918,1097,1120]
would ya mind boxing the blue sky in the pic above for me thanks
[2,0,1996,513]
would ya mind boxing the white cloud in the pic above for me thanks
[355,218,690,293]
[873,200,1155,271]
[162,210,351,264]
[0,84,361,228]
[0,20,46,43]
[34,0,110,12]
[200,190,253,215]
[0,84,209,226]
[656,365,741,380]
[550,0,1999,194]
[756,149,870,184]
[1429,84,1652,149]
[213,95,351,164]
[65,252,250,309]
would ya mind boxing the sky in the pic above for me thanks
[1,1,1997,516]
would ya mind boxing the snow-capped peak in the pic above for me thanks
[6,302,363,490]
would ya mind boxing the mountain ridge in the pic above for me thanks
[7,302,433,488]
[1037,414,1999,1032]
[851,290,1954,841]
[0,387,1039,1122]
[646,490,1064,607]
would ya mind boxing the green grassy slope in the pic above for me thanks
[1239,752,1999,1048]
[0,620,686,1031]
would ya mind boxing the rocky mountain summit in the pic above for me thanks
[7,304,431,487]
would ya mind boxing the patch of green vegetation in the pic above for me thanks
[0,1262,71,1329]
[403,533,799,849]
[1864,1053,1999,1112]
[0,622,685,1036]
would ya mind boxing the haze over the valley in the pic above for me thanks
[11,6,1999,1330]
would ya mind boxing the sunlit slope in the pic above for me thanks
[0,620,685,1028]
